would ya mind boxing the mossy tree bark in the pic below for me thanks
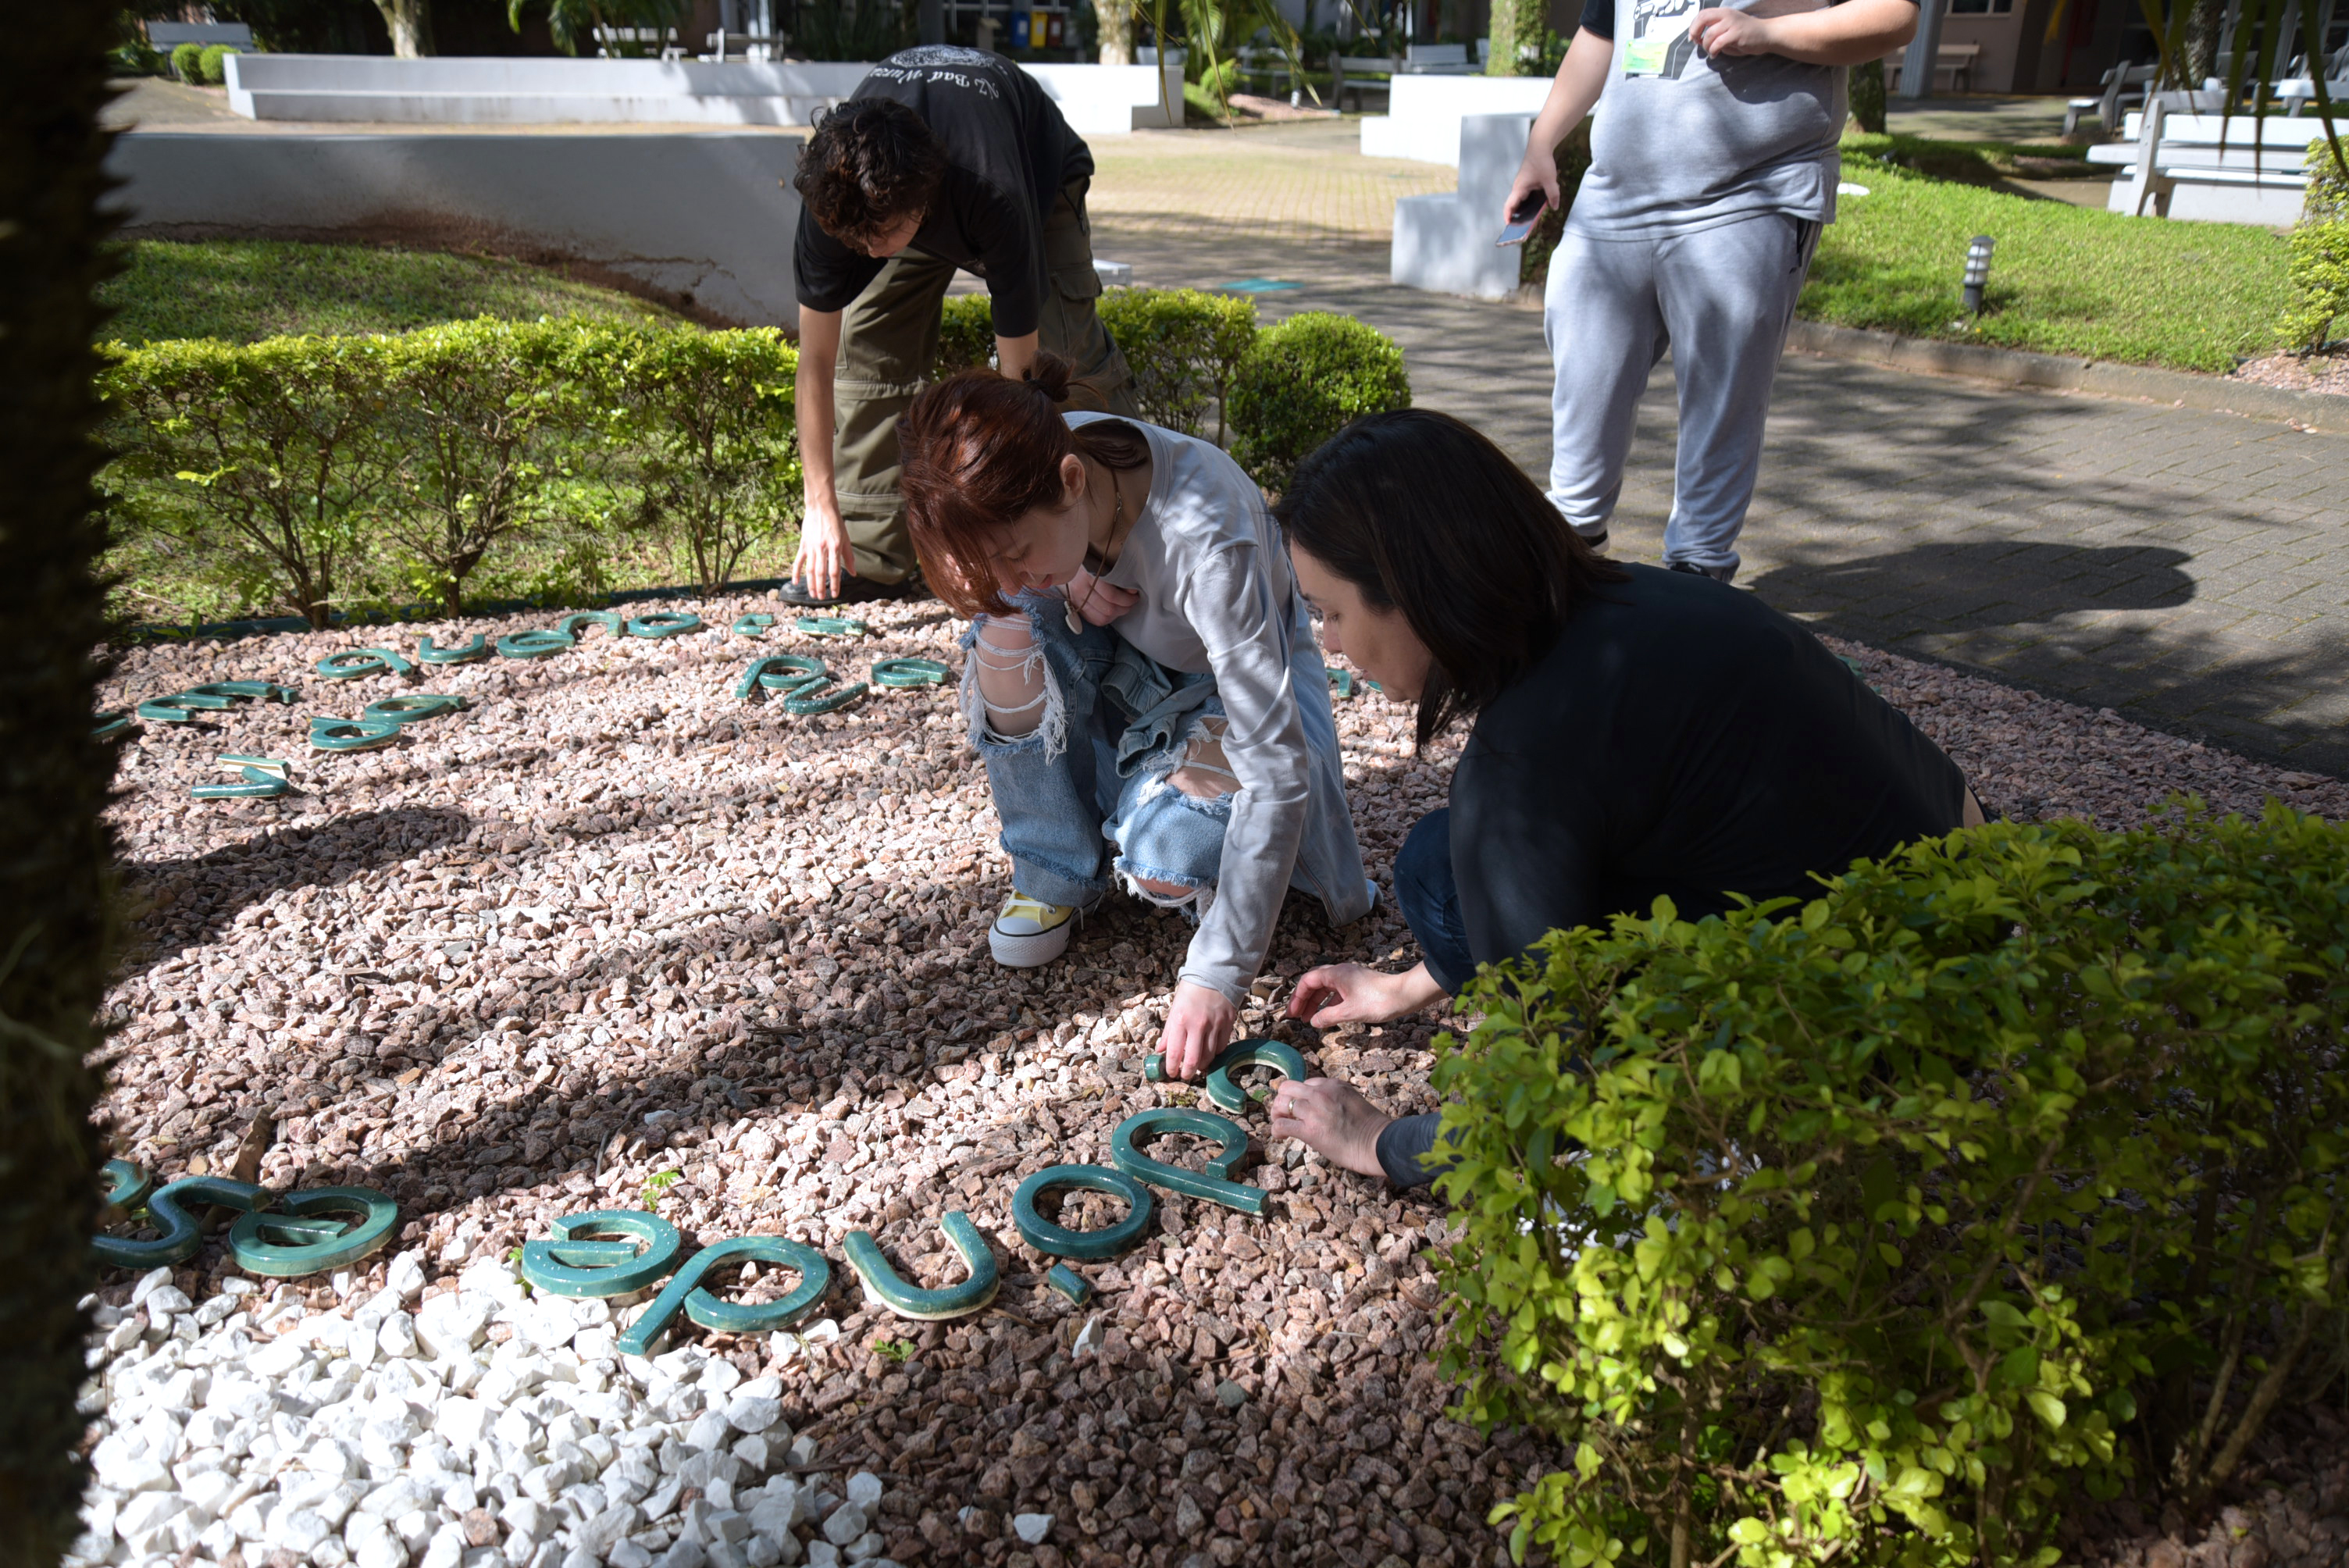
[0,1,123,1563]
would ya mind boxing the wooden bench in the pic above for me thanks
[2087,99,2310,223]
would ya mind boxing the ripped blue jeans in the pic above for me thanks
[959,595,1238,912]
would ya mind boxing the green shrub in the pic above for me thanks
[101,334,397,630]
[1096,287,1256,442]
[197,43,240,84]
[936,292,996,376]
[169,41,202,81]
[109,38,166,77]
[1431,808,2349,1568]
[1850,56,1887,135]
[590,324,803,591]
[1227,312,1411,490]
[936,286,1264,444]
[2279,219,2349,352]
[380,317,594,615]
[2304,134,2349,223]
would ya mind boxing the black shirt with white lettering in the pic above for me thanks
[793,46,1092,338]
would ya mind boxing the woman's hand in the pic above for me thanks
[1267,1078,1392,1179]
[1286,960,1449,1029]
[1157,980,1239,1080]
[1064,566,1138,628]
[1688,5,1780,56]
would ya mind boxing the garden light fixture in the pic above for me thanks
[1963,233,1995,314]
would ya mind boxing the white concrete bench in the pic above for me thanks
[1887,41,1980,94]
[1391,111,1536,299]
[2274,77,2349,116]
[2064,62,2155,137]
[2088,101,2311,224]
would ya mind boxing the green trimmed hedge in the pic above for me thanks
[100,291,1409,625]
[169,41,201,82]
[1228,312,1413,491]
[1433,807,2349,1568]
[197,44,241,85]
[938,287,1409,485]
[99,319,801,626]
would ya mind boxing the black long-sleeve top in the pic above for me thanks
[1376,565,1969,1186]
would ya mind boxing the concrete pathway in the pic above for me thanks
[1085,125,2349,773]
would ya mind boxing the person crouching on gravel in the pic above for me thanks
[896,353,1374,1075]
[1262,408,1987,1189]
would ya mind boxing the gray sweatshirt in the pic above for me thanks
[1573,0,1854,237]
[1070,413,1361,1004]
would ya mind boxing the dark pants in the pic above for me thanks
[832,176,1138,586]
[1395,808,1473,995]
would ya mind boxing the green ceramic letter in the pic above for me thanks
[844,1211,1000,1320]
[1110,1108,1265,1217]
[228,1186,399,1277]
[521,1210,683,1299]
[1011,1164,1153,1260]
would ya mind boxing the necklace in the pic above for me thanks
[1065,469,1131,634]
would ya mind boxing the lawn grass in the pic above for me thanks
[1804,137,2295,372]
[98,238,676,345]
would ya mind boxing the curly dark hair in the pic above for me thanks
[793,98,950,245]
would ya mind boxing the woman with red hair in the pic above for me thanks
[898,355,1372,1074]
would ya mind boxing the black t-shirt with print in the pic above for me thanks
[793,46,1093,338]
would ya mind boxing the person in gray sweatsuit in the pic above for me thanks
[1506,0,1919,582]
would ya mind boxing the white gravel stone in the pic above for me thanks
[819,1503,866,1548]
[724,1395,782,1434]
[842,1474,882,1510]
[1013,1513,1053,1545]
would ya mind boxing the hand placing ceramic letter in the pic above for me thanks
[1267,1078,1395,1181]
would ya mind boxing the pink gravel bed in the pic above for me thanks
[87,594,2346,1568]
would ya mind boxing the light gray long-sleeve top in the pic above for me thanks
[1071,413,1315,1006]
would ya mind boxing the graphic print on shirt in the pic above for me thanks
[1623,0,1703,78]
[864,43,1003,97]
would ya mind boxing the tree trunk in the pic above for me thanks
[375,0,437,58]
[2183,0,2229,90]
[0,0,122,1562]
[1098,0,1135,66]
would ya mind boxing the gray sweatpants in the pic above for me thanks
[1542,210,1820,580]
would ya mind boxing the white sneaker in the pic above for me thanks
[989,892,1087,968]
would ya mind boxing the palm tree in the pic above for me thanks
[0,1,125,1564]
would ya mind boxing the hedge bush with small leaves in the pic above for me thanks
[1431,807,2349,1568]
[98,319,797,625]
[2279,138,2349,352]
[1228,312,1412,490]
[169,41,202,82]
[197,43,240,84]
[936,287,1404,461]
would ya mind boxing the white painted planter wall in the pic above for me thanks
[221,53,1179,134]
[105,132,808,327]
[1360,74,1553,167]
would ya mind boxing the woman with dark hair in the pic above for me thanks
[1265,408,1984,1187]
[898,355,1373,1073]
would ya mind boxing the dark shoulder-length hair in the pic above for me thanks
[897,351,1149,618]
[1275,408,1627,750]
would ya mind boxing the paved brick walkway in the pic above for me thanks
[1085,123,2349,775]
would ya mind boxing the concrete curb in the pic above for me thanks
[1784,320,2342,432]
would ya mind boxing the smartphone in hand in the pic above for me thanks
[1497,194,1548,248]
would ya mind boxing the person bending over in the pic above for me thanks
[1266,409,1984,1186]
[898,355,1373,1074]
[786,45,1138,609]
